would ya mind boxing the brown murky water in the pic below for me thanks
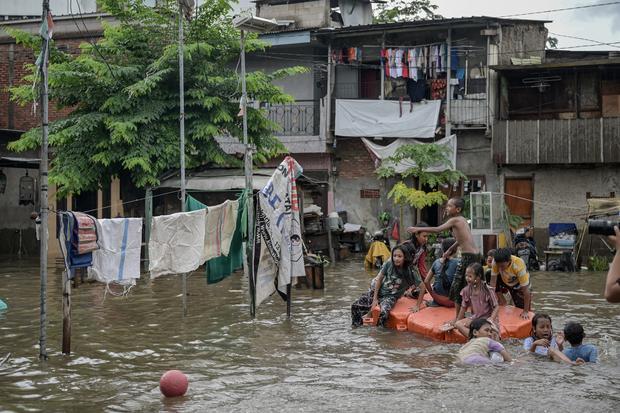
[1,256,619,412]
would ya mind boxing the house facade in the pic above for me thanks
[492,49,620,249]
[250,4,550,241]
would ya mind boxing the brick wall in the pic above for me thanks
[335,138,376,179]
[0,38,91,131]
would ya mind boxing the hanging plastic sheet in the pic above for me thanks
[335,99,441,138]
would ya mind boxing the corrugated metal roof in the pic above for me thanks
[314,16,550,37]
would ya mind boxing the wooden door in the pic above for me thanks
[360,69,380,99]
[504,177,533,226]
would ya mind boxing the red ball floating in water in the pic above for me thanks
[159,370,189,397]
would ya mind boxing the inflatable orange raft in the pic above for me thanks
[365,295,533,343]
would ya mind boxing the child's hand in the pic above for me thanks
[556,331,565,347]
[533,338,550,348]
[407,226,418,234]
[574,358,586,365]
[520,310,530,320]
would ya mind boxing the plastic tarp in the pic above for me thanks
[361,134,457,173]
[586,198,620,217]
[335,99,441,138]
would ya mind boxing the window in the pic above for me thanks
[360,189,380,199]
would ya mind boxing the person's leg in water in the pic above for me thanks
[378,296,398,326]
[351,290,373,327]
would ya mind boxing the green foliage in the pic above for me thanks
[588,255,609,271]
[374,0,439,23]
[378,211,392,223]
[8,0,307,196]
[378,142,466,209]
[503,205,524,229]
[546,36,559,49]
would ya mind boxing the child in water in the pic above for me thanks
[523,314,583,365]
[351,245,420,327]
[561,321,598,363]
[457,318,512,365]
[452,263,500,337]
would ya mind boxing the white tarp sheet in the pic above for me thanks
[254,157,306,308]
[335,99,441,138]
[361,134,457,173]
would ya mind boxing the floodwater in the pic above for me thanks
[0,257,619,412]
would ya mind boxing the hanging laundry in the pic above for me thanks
[149,209,206,279]
[186,194,247,285]
[407,78,427,103]
[57,211,100,276]
[254,156,305,308]
[88,218,142,286]
[202,199,239,261]
[442,43,447,71]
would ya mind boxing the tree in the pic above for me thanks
[546,36,559,49]
[8,0,306,196]
[376,142,466,210]
[374,0,439,23]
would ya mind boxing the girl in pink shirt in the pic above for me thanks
[453,263,499,338]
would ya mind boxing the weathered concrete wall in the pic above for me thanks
[455,131,499,192]
[246,48,315,101]
[256,0,330,29]
[334,138,416,236]
[498,23,547,66]
[500,165,620,228]
[0,166,38,255]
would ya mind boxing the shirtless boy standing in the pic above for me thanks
[407,197,481,321]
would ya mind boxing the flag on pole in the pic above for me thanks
[253,156,305,308]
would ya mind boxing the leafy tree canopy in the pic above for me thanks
[8,0,306,196]
[376,142,466,209]
[374,0,439,23]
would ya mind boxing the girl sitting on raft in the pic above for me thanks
[351,245,421,327]
[451,263,500,337]
[523,313,584,365]
[411,237,460,312]
[457,318,512,365]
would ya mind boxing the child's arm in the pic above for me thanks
[605,226,620,302]
[408,217,457,235]
[454,303,466,323]
[365,272,385,319]
[499,349,512,363]
[555,332,565,352]
[412,267,434,312]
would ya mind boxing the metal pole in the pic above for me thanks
[39,0,50,361]
[446,28,452,137]
[178,4,187,316]
[380,32,385,100]
[241,30,256,318]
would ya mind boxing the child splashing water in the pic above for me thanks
[351,245,420,327]
[457,318,512,365]
[452,263,500,337]
[523,314,584,365]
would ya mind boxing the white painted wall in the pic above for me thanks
[0,0,97,16]
[0,167,38,230]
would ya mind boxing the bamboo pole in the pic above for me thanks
[39,0,50,360]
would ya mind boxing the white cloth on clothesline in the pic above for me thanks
[88,218,143,286]
[204,199,239,261]
[149,209,206,279]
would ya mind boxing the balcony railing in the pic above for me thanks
[493,118,620,164]
[263,100,319,136]
[450,97,488,129]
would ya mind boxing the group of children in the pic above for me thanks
[351,196,599,365]
[458,314,597,365]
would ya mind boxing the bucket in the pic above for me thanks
[328,212,341,231]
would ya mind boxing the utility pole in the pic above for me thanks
[240,29,256,318]
[39,0,50,361]
[178,2,188,316]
